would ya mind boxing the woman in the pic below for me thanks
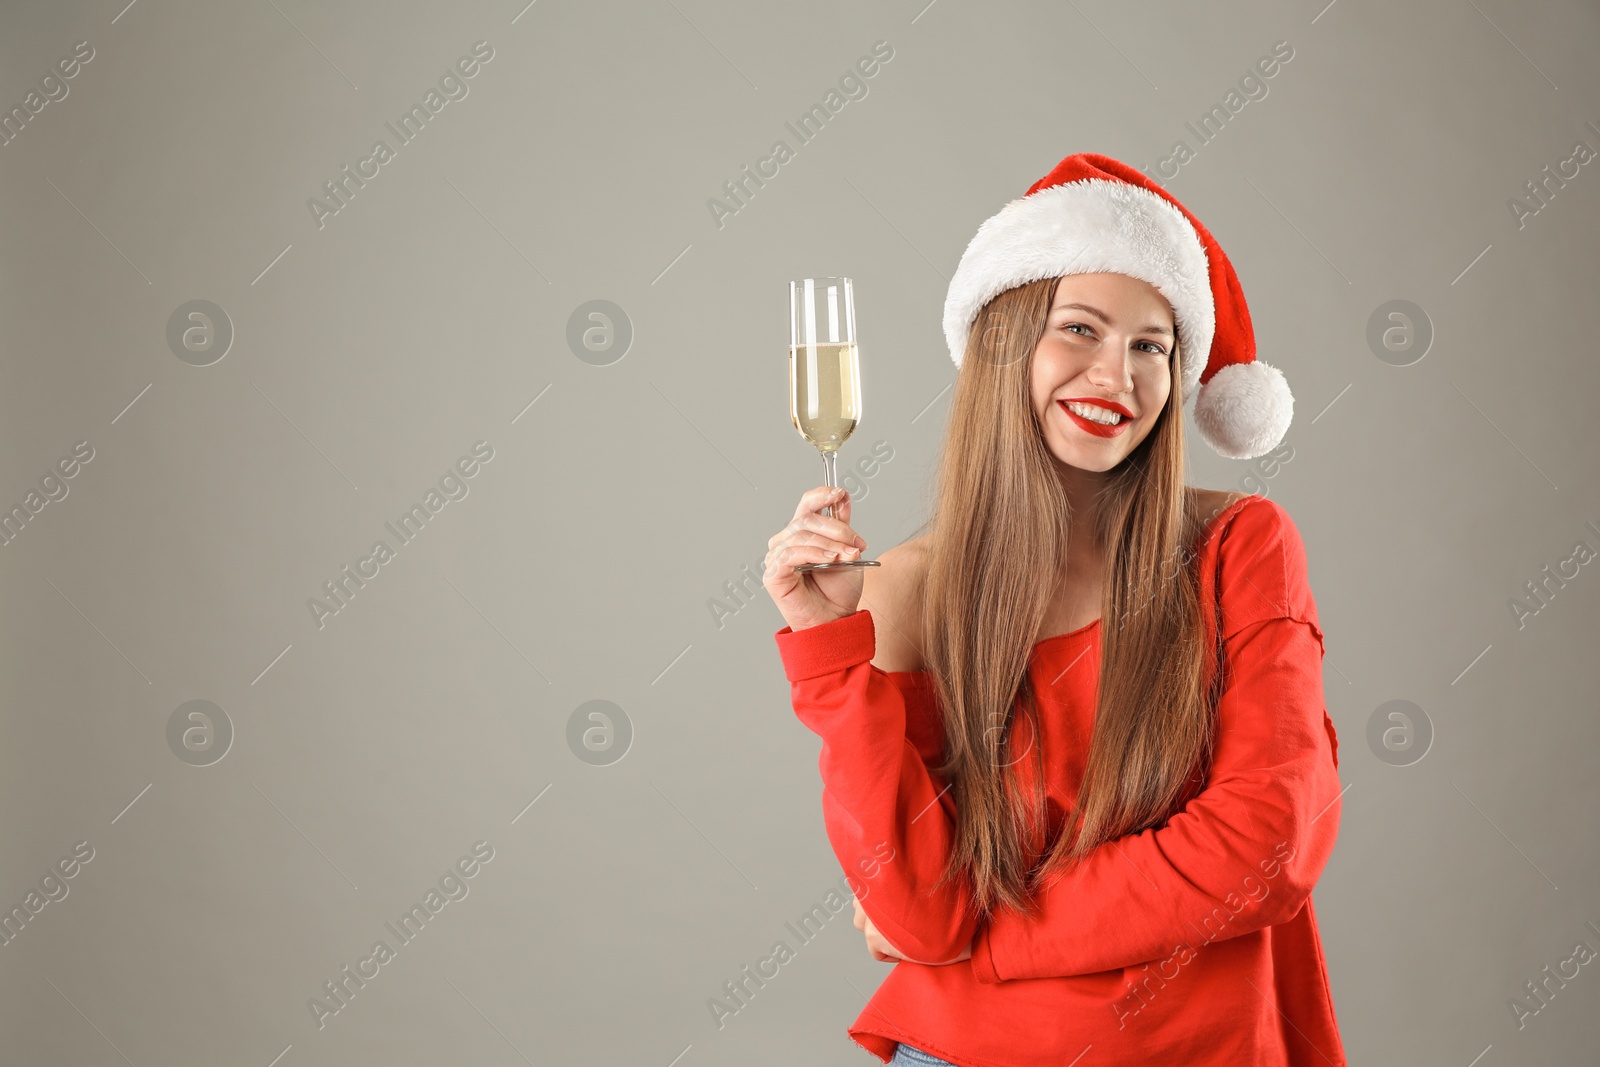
[763,154,1346,1066]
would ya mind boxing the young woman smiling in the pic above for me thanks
[764,154,1345,1066]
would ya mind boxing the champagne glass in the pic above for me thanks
[789,276,880,573]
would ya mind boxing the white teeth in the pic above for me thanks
[1063,401,1124,425]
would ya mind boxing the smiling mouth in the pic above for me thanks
[1058,400,1129,426]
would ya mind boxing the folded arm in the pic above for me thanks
[969,614,1343,981]
[776,609,979,965]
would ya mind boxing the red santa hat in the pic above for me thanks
[943,152,1292,460]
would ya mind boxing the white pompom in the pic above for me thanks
[1193,360,1293,460]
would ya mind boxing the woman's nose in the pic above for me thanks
[1085,344,1135,390]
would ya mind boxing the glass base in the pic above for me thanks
[794,559,881,573]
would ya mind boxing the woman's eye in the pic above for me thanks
[1058,322,1165,354]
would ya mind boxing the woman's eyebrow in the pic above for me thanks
[1052,301,1174,337]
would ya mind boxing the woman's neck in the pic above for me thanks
[1057,464,1108,548]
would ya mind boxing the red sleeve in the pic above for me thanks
[775,610,979,965]
[969,496,1345,982]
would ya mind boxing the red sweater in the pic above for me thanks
[773,494,1346,1066]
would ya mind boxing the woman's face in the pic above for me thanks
[1030,272,1176,474]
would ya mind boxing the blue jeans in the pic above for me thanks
[890,1043,958,1066]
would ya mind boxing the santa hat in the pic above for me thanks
[943,152,1292,460]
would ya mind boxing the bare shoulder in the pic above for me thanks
[1191,486,1250,518]
[1187,486,1249,536]
[859,535,930,673]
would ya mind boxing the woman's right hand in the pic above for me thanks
[853,895,974,965]
[764,486,870,632]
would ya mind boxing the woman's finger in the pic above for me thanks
[796,486,858,531]
[789,485,844,522]
[772,529,863,564]
[866,932,901,962]
[766,542,859,581]
[775,500,864,552]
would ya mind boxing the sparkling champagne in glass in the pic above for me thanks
[789,277,879,572]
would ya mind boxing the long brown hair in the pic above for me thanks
[919,276,1223,920]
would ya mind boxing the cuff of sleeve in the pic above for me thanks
[773,610,876,682]
[1222,612,1326,656]
[968,923,1003,984]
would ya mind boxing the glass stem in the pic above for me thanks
[820,448,839,519]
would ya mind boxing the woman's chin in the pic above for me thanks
[1048,444,1126,474]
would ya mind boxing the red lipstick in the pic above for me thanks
[1058,398,1133,438]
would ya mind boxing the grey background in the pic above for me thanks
[1,0,1597,1064]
